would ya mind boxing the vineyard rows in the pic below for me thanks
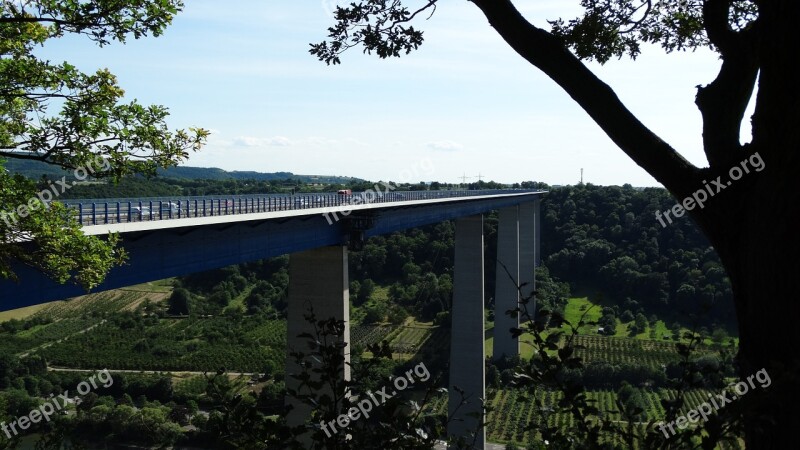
[37,318,287,373]
[0,317,102,355]
[351,325,397,347]
[419,387,743,449]
[350,324,448,356]
[390,327,432,354]
[15,318,441,372]
[570,335,684,367]
[31,291,149,320]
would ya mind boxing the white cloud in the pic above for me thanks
[427,140,464,151]
[233,136,293,147]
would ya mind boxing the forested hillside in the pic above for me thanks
[166,181,734,332]
[541,185,735,330]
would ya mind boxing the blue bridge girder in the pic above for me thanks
[0,189,545,310]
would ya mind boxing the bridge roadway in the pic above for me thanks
[59,189,523,227]
[1,188,545,449]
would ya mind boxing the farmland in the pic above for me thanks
[423,387,743,449]
[0,287,735,448]
[570,334,682,366]
[38,315,287,373]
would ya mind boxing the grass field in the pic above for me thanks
[560,297,737,346]
[563,296,603,334]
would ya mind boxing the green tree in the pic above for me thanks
[634,312,648,332]
[362,302,387,324]
[167,287,191,315]
[598,313,616,336]
[0,1,208,291]
[313,1,794,445]
[358,278,375,305]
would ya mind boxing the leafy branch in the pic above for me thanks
[310,0,437,65]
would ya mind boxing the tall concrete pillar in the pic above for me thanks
[493,206,520,360]
[533,198,541,268]
[285,245,350,428]
[448,215,486,449]
[520,202,537,319]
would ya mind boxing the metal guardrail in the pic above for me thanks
[61,189,542,226]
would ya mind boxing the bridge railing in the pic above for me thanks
[60,189,540,226]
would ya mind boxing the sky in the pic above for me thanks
[36,1,744,187]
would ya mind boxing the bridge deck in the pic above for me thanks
[63,189,541,232]
[2,189,545,309]
[72,190,543,235]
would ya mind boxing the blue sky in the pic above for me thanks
[37,1,746,186]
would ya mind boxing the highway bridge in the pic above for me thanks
[0,188,545,448]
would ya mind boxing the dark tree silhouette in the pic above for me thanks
[167,288,192,315]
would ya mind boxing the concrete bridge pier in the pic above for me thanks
[519,200,537,322]
[448,215,486,449]
[493,206,520,361]
[284,245,351,429]
[493,200,538,362]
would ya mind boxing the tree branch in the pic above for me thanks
[471,0,698,196]
[695,0,759,169]
[619,0,653,35]
[396,0,437,24]
[0,151,50,162]
[0,15,111,28]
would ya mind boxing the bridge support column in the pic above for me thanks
[285,245,350,429]
[520,201,537,320]
[534,198,541,267]
[448,215,486,449]
[493,206,520,361]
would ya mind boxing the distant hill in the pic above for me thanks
[2,158,72,179]
[2,158,362,184]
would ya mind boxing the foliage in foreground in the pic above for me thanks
[0,0,208,289]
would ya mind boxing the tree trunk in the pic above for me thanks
[708,3,800,446]
[700,164,800,448]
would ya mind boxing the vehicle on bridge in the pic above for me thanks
[130,202,180,220]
